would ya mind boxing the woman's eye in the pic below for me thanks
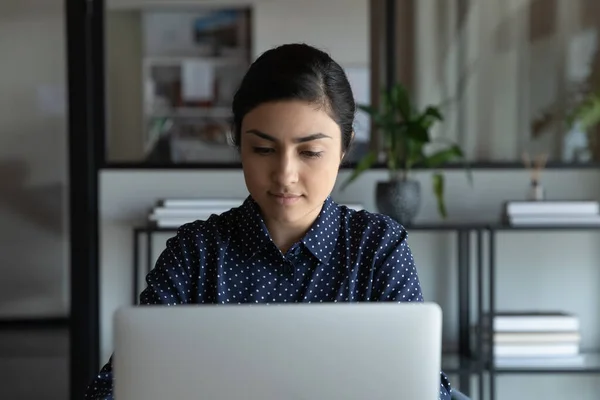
[253,147,274,155]
[302,151,323,159]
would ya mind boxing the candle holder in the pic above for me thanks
[522,152,548,201]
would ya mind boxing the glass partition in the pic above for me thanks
[104,0,372,166]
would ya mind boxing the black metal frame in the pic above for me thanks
[0,318,70,330]
[66,0,104,399]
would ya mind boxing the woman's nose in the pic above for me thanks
[271,152,299,186]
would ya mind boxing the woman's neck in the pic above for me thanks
[265,220,309,254]
[264,206,322,254]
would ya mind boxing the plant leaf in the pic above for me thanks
[405,137,425,169]
[424,144,464,167]
[405,122,429,142]
[463,161,474,186]
[388,83,412,120]
[419,106,444,129]
[357,104,390,127]
[578,94,600,131]
[426,138,473,185]
[432,172,447,219]
[423,106,444,120]
[339,150,378,191]
[357,104,378,116]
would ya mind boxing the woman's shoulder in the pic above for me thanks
[337,203,407,241]
[169,205,243,246]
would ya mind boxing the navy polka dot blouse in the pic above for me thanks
[85,195,452,399]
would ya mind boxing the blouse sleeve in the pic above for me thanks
[371,227,424,302]
[371,227,452,400]
[84,226,201,400]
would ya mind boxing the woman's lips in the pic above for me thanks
[269,193,302,205]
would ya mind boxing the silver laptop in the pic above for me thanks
[113,303,442,400]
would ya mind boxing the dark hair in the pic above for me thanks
[231,43,356,154]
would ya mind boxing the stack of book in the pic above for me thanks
[148,198,365,228]
[503,200,600,226]
[479,311,584,367]
[148,198,244,227]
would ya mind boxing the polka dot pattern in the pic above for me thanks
[85,196,451,399]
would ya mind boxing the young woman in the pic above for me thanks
[85,43,452,400]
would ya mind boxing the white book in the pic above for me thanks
[159,199,244,208]
[506,201,600,216]
[509,214,600,225]
[495,354,586,367]
[151,207,232,217]
[152,217,209,228]
[484,312,579,332]
[494,343,579,357]
[149,213,216,220]
[490,331,581,344]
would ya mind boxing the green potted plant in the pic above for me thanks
[340,82,470,225]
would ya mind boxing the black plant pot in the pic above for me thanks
[375,179,421,226]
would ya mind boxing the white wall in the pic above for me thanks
[101,168,600,400]
[252,0,368,65]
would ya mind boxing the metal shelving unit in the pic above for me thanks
[483,224,600,400]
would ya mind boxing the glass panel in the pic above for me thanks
[414,0,600,165]
[0,0,69,398]
[104,1,371,166]
[107,7,251,164]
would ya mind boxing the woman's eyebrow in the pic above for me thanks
[245,129,331,143]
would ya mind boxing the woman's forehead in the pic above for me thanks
[241,100,341,140]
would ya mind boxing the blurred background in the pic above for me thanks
[1,0,600,399]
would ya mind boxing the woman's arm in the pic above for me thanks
[371,226,452,400]
[84,226,201,399]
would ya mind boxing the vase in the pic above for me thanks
[375,179,421,226]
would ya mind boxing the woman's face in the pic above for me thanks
[240,100,344,227]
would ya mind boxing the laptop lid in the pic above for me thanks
[113,302,442,400]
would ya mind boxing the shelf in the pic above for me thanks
[409,223,600,232]
[441,353,600,375]
[136,222,493,233]
[406,223,490,231]
[99,160,600,169]
[136,221,600,233]
[491,224,600,231]
[491,353,600,374]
